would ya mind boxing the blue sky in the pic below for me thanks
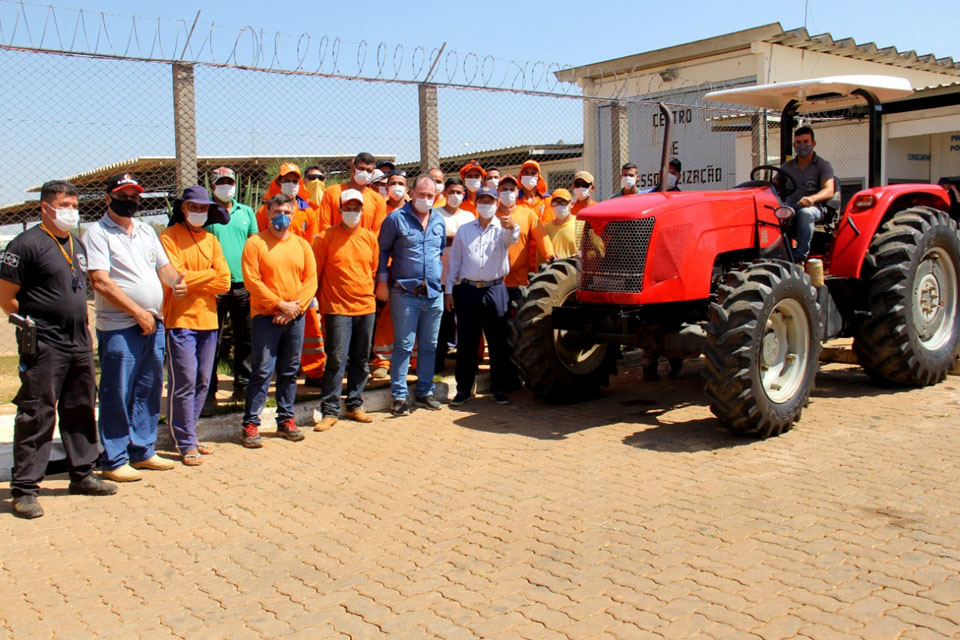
[10,0,955,71]
[0,0,958,214]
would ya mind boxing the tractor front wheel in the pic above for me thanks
[703,260,822,438]
[509,259,620,401]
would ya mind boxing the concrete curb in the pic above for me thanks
[0,373,489,481]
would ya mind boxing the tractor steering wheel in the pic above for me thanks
[750,165,797,201]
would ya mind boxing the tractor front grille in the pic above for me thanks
[578,218,655,294]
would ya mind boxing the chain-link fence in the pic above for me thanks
[0,3,872,372]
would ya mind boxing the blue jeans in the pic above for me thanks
[320,313,375,417]
[243,314,305,427]
[389,290,443,400]
[795,205,822,261]
[97,322,165,471]
[166,328,218,454]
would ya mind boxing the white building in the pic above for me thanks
[556,23,960,200]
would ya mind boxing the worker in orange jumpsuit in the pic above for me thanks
[497,174,556,389]
[459,160,485,216]
[370,170,415,379]
[319,152,387,233]
[428,168,447,209]
[303,165,326,207]
[518,159,552,223]
[256,163,324,386]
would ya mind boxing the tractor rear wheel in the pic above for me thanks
[853,206,960,385]
[703,260,822,438]
[509,258,620,401]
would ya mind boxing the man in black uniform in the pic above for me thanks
[0,180,117,519]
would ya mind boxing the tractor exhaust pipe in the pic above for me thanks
[658,103,673,193]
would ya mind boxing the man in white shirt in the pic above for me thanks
[435,177,477,372]
[444,186,519,406]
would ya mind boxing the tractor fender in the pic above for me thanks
[828,184,950,278]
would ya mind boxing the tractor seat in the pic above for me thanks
[818,177,843,229]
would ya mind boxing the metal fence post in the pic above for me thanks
[610,103,629,193]
[172,62,198,190]
[419,83,440,173]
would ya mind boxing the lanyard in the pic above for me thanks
[40,223,75,270]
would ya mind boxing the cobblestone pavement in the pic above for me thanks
[2,360,959,639]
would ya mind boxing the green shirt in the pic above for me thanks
[209,200,258,283]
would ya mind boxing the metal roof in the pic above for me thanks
[26,154,396,192]
[556,23,960,82]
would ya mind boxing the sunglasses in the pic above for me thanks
[306,175,324,181]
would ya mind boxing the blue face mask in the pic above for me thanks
[271,212,291,232]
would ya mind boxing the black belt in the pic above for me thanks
[460,278,503,289]
[229,282,247,290]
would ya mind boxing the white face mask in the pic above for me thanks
[487,178,500,189]
[574,187,592,201]
[413,197,434,213]
[552,204,570,220]
[499,191,517,207]
[435,181,445,193]
[667,173,678,189]
[214,184,236,202]
[388,185,406,201]
[446,193,464,208]
[341,209,362,227]
[52,207,79,231]
[464,178,481,192]
[520,175,539,190]
[377,186,388,198]
[477,203,497,219]
[186,211,208,228]
[353,170,372,185]
[621,175,637,189]
[280,182,299,197]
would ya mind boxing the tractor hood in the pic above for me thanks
[577,190,756,225]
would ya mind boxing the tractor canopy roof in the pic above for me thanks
[705,75,914,112]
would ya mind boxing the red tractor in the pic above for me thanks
[510,76,960,438]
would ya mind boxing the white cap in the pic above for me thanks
[341,189,364,204]
[370,169,386,183]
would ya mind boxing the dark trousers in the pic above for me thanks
[243,314,305,427]
[11,341,99,497]
[209,283,252,397]
[454,282,511,395]
[320,313,375,417]
[435,308,456,371]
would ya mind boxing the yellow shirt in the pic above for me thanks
[159,224,231,330]
[540,215,579,264]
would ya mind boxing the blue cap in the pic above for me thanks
[476,185,498,200]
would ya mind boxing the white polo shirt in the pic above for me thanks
[84,214,169,332]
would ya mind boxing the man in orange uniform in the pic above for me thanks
[256,163,325,386]
[428,168,447,209]
[497,174,555,389]
[159,186,231,466]
[312,189,379,431]
[518,160,552,223]
[319,152,387,232]
[459,160,485,216]
[239,194,317,448]
[484,166,501,190]
[571,170,598,216]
